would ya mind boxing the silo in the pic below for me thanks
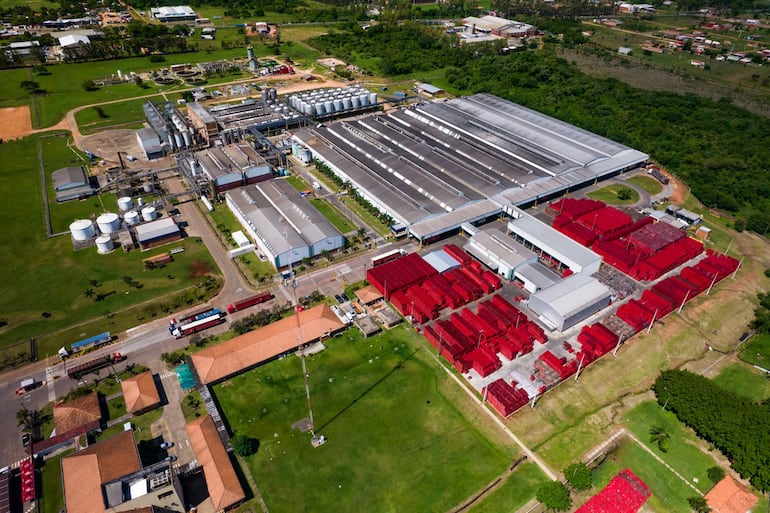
[261,89,268,102]
[359,93,370,107]
[70,219,95,241]
[333,99,343,112]
[174,131,184,149]
[315,103,325,116]
[269,88,277,100]
[369,93,378,105]
[96,213,120,234]
[141,206,158,222]
[342,97,352,110]
[124,211,140,225]
[303,103,313,115]
[352,95,361,108]
[324,100,334,113]
[95,235,114,254]
[183,130,192,147]
[118,196,133,212]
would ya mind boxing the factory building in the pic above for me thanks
[292,93,648,244]
[135,128,165,160]
[186,143,273,194]
[225,179,346,268]
[528,273,612,331]
[507,208,603,275]
[186,102,218,146]
[207,91,297,135]
[463,228,552,288]
[134,217,182,250]
[149,5,197,22]
[52,166,95,202]
[143,100,194,152]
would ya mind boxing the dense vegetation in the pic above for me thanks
[310,24,770,232]
[751,292,770,334]
[653,370,770,491]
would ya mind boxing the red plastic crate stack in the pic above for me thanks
[555,220,599,247]
[593,239,638,273]
[616,300,654,332]
[491,295,546,344]
[679,267,711,293]
[445,268,483,301]
[443,243,472,266]
[482,270,502,291]
[547,198,605,220]
[467,346,503,377]
[460,308,500,341]
[537,350,578,379]
[639,289,674,317]
[695,249,740,279]
[424,274,465,309]
[366,252,437,300]
[635,236,703,280]
[628,221,685,257]
[484,379,530,416]
[576,469,650,513]
[575,206,634,237]
[576,323,619,363]
[651,276,695,307]
[459,267,495,295]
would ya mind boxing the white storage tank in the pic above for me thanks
[141,206,157,222]
[96,213,120,234]
[118,196,133,212]
[70,219,95,241]
[333,99,343,112]
[342,97,352,110]
[369,93,378,105]
[124,211,140,225]
[95,235,114,254]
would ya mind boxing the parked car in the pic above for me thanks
[160,441,174,449]
[21,434,30,447]
[164,455,177,462]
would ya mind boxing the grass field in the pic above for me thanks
[467,462,547,513]
[74,100,148,135]
[310,198,356,234]
[740,333,770,369]
[214,325,517,513]
[627,175,663,195]
[340,196,391,237]
[712,362,770,402]
[586,183,639,205]
[0,134,222,357]
[39,449,74,513]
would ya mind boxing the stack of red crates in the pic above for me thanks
[443,244,472,266]
[695,249,740,279]
[616,300,654,332]
[639,289,674,317]
[366,252,437,300]
[576,323,619,363]
[484,379,530,416]
[576,469,650,513]
[548,198,605,220]
[575,206,633,237]
[467,346,502,377]
[537,350,578,379]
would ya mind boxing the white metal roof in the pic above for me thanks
[531,273,611,319]
[466,228,536,269]
[134,217,179,242]
[507,211,602,272]
[515,262,560,290]
[423,249,462,273]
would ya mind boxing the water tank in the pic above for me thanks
[118,196,133,212]
[70,219,95,241]
[96,213,120,234]
[369,93,378,105]
[351,96,361,108]
[299,148,313,165]
[124,211,140,225]
[314,103,325,116]
[261,89,268,102]
[324,100,334,113]
[333,99,343,112]
[183,130,192,147]
[359,93,370,107]
[303,103,313,115]
[95,235,114,254]
[269,88,277,100]
[141,206,157,222]
[174,131,184,149]
[342,97,352,110]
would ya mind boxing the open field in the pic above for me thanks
[712,362,770,402]
[0,134,221,356]
[586,183,639,204]
[739,333,770,369]
[627,175,663,195]
[0,106,33,140]
[309,198,356,234]
[74,101,148,135]
[467,462,548,513]
[214,325,519,513]
[505,223,769,471]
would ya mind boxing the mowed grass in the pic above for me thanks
[627,174,663,195]
[713,363,770,402]
[467,462,547,513]
[586,183,639,205]
[214,325,516,513]
[74,100,148,135]
[39,449,74,513]
[740,333,770,369]
[0,135,221,354]
[310,198,356,233]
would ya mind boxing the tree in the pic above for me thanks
[19,80,40,94]
[649,425,670,452]
[231,434,259,456]
[16,406,34,432]
[617,187,633,200]
[82,80,98,92]
[536,480,572,511]
[564,462,592,490]
[707,466,725,484]
[688,496,711,512]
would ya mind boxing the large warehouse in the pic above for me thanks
[528,273,612,331]
[226,179,346,268]
[186,142,273,193]
[292,93,648,243]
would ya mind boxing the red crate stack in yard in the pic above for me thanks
[366,252,437,300]
[577,323,619,361]
[468,346,502,377]
[460,308,500,340]
[616,301,653,333]
[679,266,711,293]
[443,244,472,266]
[484,379,530,417]
[555,220,599,247]
[460,267,494,294]
[576,206,633,237]
[481,270,502,290]
[450,312,477,340]
[537,350,578,379]
[548,198,605,220]
[576,469,650,513]
[640,289,674,316]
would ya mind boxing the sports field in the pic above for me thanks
[213,325,520,513]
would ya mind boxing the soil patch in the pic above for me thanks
[0,106,33,140]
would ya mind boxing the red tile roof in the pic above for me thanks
[54,392,102,434]
[705,476,758,513]
[121,371,161,414]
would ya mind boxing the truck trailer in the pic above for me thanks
[169,312,226,338]
[67,352,123,379]
[226,292,273,313]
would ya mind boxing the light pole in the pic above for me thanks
[477,329,484,349]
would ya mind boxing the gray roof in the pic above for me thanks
[530,273,611,319]
[197,147,239,181]
[507,211,602,272]
[515,262,560,290]
[254,179,341,245]
[187,102,216,124]
[423,249,462,273]
[134,217,179,242]
[466,228,536,269]
[52,166,88,191]
[415,82,443,94]
[136,127,160,144]
[226,187,305,256]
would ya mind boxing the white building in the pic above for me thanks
[528,273,612,331]
[150,6,197,22]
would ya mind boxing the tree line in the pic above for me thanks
[309,24,770,234]
[653,369,770,491]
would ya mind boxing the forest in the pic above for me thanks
[310,24,770,233]
[653,370,770,491]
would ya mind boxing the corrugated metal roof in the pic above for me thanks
[134,217,179,242]
[466,228,536,269]
[531,273,611,319]
[423,249,462,273]
[515,262,560,290]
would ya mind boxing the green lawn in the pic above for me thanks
[74,100,148,135]
[627,175,663,195]
[181,390,207,421]
[340,196,391,237]
[0,134,222,357]
[214,325,516,513]
[740,333,770,370]
[284,174,308,191]
[713,363,770,402]
[624,401,718,495]
[40,449,74,513]
[467,462,548,513]
[95,365,150,397]
[310,198,356,234]
[96,406,163,443]
[107,396,127,420]
[586,183,640,205]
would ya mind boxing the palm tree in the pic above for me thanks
[84,288,95,300]
[649,425,671,452]
[16,406,34,433]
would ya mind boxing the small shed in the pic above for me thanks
[136,128,165,160]
[134,217,181,250]
[618,46,633,55]
[355,285,383,306]
[414,82,444,96]
[52,166,95,202]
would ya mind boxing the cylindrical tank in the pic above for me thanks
[247,45,254,60]
[124,211,140,225]
[174,131,184,148]
[303,103,313,115]
[118,196,133,211]
[69,219,95,241]
[359,93,370,107]
[369,93,378,105]
[95,235,114,254]
[314,103,325,116]
[269,88,277,100]
[299,148,312,164]
[142,183,153,193]
[333,99,343,112]
[183,130,192,147]
[352,96,361,108]
[324,100,334,113]
[141,206,157,222]
[96,213,120,234]
[261,89,268,102]
[342,97,352,110]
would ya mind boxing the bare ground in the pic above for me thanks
[558,48,770,119]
